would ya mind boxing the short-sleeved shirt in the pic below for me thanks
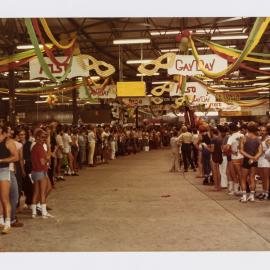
[227,132,244,160]
[31,143,48,172]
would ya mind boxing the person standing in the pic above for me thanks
[257,125,270,200]
[31,129,53,218]
[239,122,262,203]
[0,125,19,234]
[88,125,96,167]
[179,126,196,172]
[169,131,181,172]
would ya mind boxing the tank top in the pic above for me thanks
[0,138,10,168]
[243,135,260,156]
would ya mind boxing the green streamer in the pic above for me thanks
[25,18,73,83]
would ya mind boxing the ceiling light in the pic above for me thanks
[211,85,225,88]
[136,73,160,77]
[40,95,49,98]
[126,59,153,64]
[152,81,170,85]
[258,91,269,94]
[113,39,151,45]
[16,44,52,50]
[211,35,248,40]
[259,67,270,71]
[253,83,269,86]
[19,79,41,83]
[256,76,270,79]
[195,27,246,34]
[225,45,237,48]
[35,100,47,104]
[161,48,179,53]
[218,17,248,23]
[1,97,17,100]
[150,30,180,36]
[90,76,101,81]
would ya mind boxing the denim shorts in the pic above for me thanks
[31,171,48,181]
[0,167,11,182]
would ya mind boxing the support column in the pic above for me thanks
[72,87,79,125]
[8,67,16,127]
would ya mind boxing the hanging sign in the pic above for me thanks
[89,85,117,99]
[117,82,146,97]
[122,97,150,107]
[168,54,228,76]
[30,56,89,79]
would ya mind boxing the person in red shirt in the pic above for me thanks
[31,128,52,219]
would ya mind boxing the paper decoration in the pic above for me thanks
[117,82,146,97]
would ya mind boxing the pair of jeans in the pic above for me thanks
[9,171,19,222]
[202,147,211,176]
[181,143,195,170]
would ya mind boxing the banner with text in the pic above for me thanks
[30,56,90,79]
[168,54,228,76]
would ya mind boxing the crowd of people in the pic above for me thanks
[1,119,270,235]
[0,122,169,235]
[169,121,270,203]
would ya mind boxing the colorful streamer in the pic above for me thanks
[189,17,270,79]
[32,19,74,66]
[25,18,73,83]
[39,18,77,50]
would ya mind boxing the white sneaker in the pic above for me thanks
[32,214,36,219]
[42,213,54,219]
[247,194,255,202]
[228,190,234,195]
[240,195,247,203]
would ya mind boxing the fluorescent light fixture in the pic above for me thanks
[195,27,246,34]
[1,97,17,100]
[259,67,270,71]
[35,100,47,104]
[211,35,248,40]
[258,91,269,94]
[136,72,160,77]
[150,30,180,36]
[225,45,237,48]
[211,85,225,88]
[16,44,52,50]
[218,17,248,23]
[253,83,269,86]
[152,81,170,85]
[126,59,153,64]
[147,94,153,96]
[113,38,151,45]
[256,76,270,79]
[40,95,49,98]
[161,48,179,53]
[19,79,41,83]
[90,76,101,81]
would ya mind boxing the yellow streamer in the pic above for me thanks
[189,17,270,79]
[39,18,77,50]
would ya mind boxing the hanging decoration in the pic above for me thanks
[195,37,270,64]
[0,56,35,72]
[138,53,175,76]
[189,17,270,79]
[39,18,77,50]
[196,75,270,84]
[25,18,73,83]
[77,54,115,77]
[46,94,58,107]
[151,82,175,96]
[32,19,74,67]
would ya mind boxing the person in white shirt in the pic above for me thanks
[169,130,181,172]
[225,123,244,195]
[55,125,65,180]
[87,125,96,167]
[62,126,75,176]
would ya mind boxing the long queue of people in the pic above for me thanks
[170,121,270,203]
[0,122,169,235]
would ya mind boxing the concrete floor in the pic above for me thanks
[1,149,270,251]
